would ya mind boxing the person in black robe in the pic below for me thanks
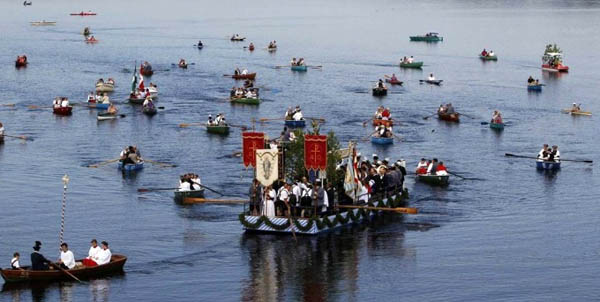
[30,241,51,270]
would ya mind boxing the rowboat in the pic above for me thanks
[178,62,188,68]
[174,189,205,203]
[0,255,127,283]
[248,45,255,51]
[285,119,306,128]
[85,38,98,43]
[30,21,56,26]
[489,122,505,130]
[536,160,560,170]
[267,47,277,52]
[15,56,27,68]
[385,79,403,85]
[371,136,393,145]
[128,96,145,104]
[416,174,449,186]
[479,55,497,61]
[438,112,460,122]
[97,111,117,121]
[527,84,543,92]
[230,96,260,105]
[53,106,72,116]
[409,33,443,42]
[231,37,246,41]
[118,161,144,172]
[400,61,423,68]
[70,12,97,16]
[206,125,230,135]
[89,102,110,110]
[140,63,153,76]
[422,79,443,85]
[142,106,157,116]
[372,87,387,96]
[291,65,307,72]
[372,119,393,127]
[561,109,592,116]
[95,83,114,93]
[232,73,256,80]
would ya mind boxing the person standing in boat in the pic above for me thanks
[57,243,76,270]
[249,179,262,215]
[96,241,112,266]
[262,185,276,217]
[275,183,291,217]
[30,241,51,270]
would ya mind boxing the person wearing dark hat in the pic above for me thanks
[30,241,51,270]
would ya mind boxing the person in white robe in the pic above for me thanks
[96,241,112,266]
[58,243,76,269]
[262,186,276,217]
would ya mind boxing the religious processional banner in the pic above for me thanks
[304,134,328,171]
[256,149,279,187]
[242,132,265,167]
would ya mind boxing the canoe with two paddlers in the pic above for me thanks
[438,112,460,122]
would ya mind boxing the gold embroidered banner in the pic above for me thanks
[256,149,279,187]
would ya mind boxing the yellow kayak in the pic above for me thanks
[561,109,592,116]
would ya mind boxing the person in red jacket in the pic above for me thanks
[436,162,448,175]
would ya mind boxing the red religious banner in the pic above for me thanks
[242,132,265,167]
[304,134,328,171]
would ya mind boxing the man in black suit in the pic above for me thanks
[30,241,51,270]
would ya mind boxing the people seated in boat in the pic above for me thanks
[436,162,448,175]
[491,110,502,123]
[248,42,254,49]
[427,158,439,174]
[96,241,111,266]
[57,243,76,270]
[30,241,51,270]
[87,92,97,103]
[11,252,21,269]
[381,107,391,120]
[241,69,248,75]
[179,59,186,66]
[107,103,118,114]
[142,96,154,109]
[445,103,455,114]
[416,158,428,174]
[82,239,101,267]
[0,122,4,141]
[548,145,560,162]
[571,103,581,112]
[53,97,69,108]
[537,144,549,161]
[408,56,414,63]
[428,73,435,81]
[206,114,215,126]
[292,106,304,121]
[375,125,392,138]
[438,104,447,114]
[373,106,384,119]
[244,89,256,99]
[375,79,385,89]
[215,113,227,126]
[488,50,495,57]
[297,58,305,66]
[481,49,488,56]
[527,76,535,84]
[291,57,297,66]
[534,79,540,85]
[120,146,141,165]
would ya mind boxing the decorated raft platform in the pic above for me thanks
[239,190,409,235]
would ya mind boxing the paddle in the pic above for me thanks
[459,112,476,119]
[274,65,289,69]
[305,117,326,122]
[481,121,490,125]
[308,65,322,69]
[505,153,593,163]
[87,158,120,168]
[362,119,372,127]
[138,187,178,192]
[51,263,83,283]
[1,104,15,107]
[28,105,53,110]
[229,124,248,130]
[423,113,437,120]
[362,130,378,141]
[392,133,402,141]
[3,134,32,141]
[179,122,205,128]
[144,159,177,168]
[259,117,285,122]
[337,205,418,214]
[196,183,224,196]
[183,197,246,204]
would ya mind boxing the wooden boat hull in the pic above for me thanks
[0,255,126,283]
[291,65,307,72]
[142,107,157,116]
[30,21,56,26]
[542,64,568,72]
[536,161,560,170]
[230,97,260,105]
[232,73,256,80]
[417,174,449,186]
[372,119,393,127]
[385,79,403,85]
[174,189,206,203]
[423,80,443,85]
[118,161,144,172]
[438,112,460,122]
[400,61,423,68]
[206,125,230,135]
[410,36,443,42]
[527,84,542,91]
[284,120,306,128]
[231,37,246,41]
[95,83,114,92]
[372,88,387,96]
[479,55,498,61]
[489,122,504,130]
[53,106,73,116]
[140,66,153,76]
[371,136,393,145]
[178,63,188,69]
[267,47,277,52]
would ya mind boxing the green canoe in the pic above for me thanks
[230,97,260,105]
[400,61,424,68]
[206,125,230,135]
[409,35,443,42]
[479,55,498,61]
[489,122,504,130]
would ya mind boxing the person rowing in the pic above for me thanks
[428,73,435,81]
[374,106,384,119]
[248,42,254,50]
[197,40,203,47]
[142,96,154,109]
[30,241,52,270]
[570,103,581,113]
[291,57,297,66]
[408,56,414,63]
[488,50,495,57]
[120,146,141,165]
[375,79,385,89]
[491,110,502,123]
[179,58,187,67]
[390,73,399,82]
[234,68,241,75]
[107,103,118,114]
[292,106,304,121]
[0,122,4,142]
[527,76,535,84]
[297,58,305,66]
[99,92,110,104]
[207,114,215,126]
[481,48,488,56]
[445,103,455,114]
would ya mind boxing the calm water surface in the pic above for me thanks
[0,0,599,301]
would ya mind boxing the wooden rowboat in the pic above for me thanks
[174,189,205,203]
[230,96,260,105]
[291,65,307,72]
[206,125,230,135]
[536,160,560,170]
[385,79,403,85]
[284,119,306,128]
[89,102,110,110]
[97,111,118,121]
[231,37,246,41]
[95,83,114,92]
[372,119,393,127]
[0,255,126,283]
[53,106,73,116]
[118,161,144,172]
[479,55,498,61]
[416,174,449,186]
[142,106,157,116]
[372,87,387,96]
[527,84,543,91]
[561,109,591,116]
[371,136,393,145]
[438,112,460,122]
[70,12,97,16]
[422,79,443,85]
[489,122,505,130]
[399,61,423,68]
[232,73,256,80]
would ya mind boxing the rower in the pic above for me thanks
[249,42,254,49]
[96,241,111,266]
[179,58,186,65]
[382,107,391,120]
[489,50,495,56]
[390,73,398,82]
[377,79,384,89]
[142,96,154,108]
[428,73,435,81]
[57,243,75,270]
[416,158,428,174]
[436,162,448,176]
[241,69,248,75]
[30,241,51,270]
[234,68,241,75]
[53,97,61,108]
[446,103,455,114]
[83,239,101,267]
[492,110,502,123]
[481,48,487,56]
[408,56,414,63]
[527,76,535,84]
[207,114,214,126]
[107,103,118,114]
[61,97,69,108]
[297,58,304,66]
[571,103,581,112]
[291,57,297,66]
[198,40,203,47]
[100,93,110,104]
[191,174,202,190]
[537,144,549,161]
[11,252,21,269]
[292,106,303,121]
[427,158,439,175]
[550,145,560,162]
[438,104,447,114]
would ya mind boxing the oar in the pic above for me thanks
[423,113,437,120]
[183,197,246,204]
[362,119,372,127]
[196,183,224,196]
[505,153,593,163]
[138,187,178,192]
[459,112,476,119]
[481,121,490,125]
[51,263,83,283]
[274,65,289,69]
[448,171,466,180]
[229,124,248,130]
[259,117,285,122]
[337,205,418,214]
[305,117,326,122]
[87,158,120,168]
[3,134,32,141]
[28,105,53,109]
[307,65,322,68]
[392,133,402,141]
[144,159,177,167]
[179,122,205,128]
[362,130,378,141]
[1,104,15,107]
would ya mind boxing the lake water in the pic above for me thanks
[1,0,599,301]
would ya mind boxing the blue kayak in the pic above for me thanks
[371,136,393,145]
[536,160,560,170]
[118,161,144,172]
[285,119,306,128]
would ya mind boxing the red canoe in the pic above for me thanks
[70,12,97,16]
[541,64,568,72]
[53,106,73,116]
[438,112,460,122]
[0,255,126,283]
[232,73,256,80]
[372,119,393,127]
[385,79,403,85]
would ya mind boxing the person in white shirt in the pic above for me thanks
[100,93,110,104]
[191,175,202,190]
[537,144,549,161]
[53,97,61,108]
[245,90,254,98]
[292,109,303,121]
[179,176,191,191]
[489,50,495,57]
[0,122,4,139]
[96,241,112,266]
[11,252,21,269]
[241,69,248,75]
[408,56,414,63]
[58,243,76,269]
[262,186,276,217]
[428,73,435,81]
[276,183,291,216]
[61,98,69,108]
[291,58,297,66]
[82,239,101,267]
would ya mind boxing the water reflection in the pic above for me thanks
[90,279,110,302]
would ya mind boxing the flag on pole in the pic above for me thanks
[344,143,362,200]
[138,74,144,91]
